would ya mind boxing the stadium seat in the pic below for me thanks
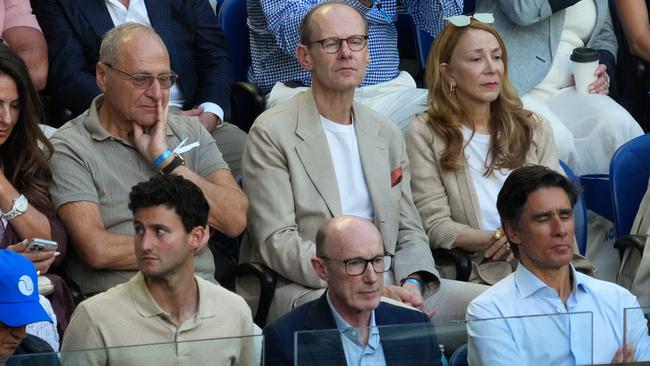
[560,160,588,256]
[218,0,265,132]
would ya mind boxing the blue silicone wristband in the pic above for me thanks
[152,149,172,170]
[403,278,424,293]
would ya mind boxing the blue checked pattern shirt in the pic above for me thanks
[327,292,387,366]
[247,0,462,94]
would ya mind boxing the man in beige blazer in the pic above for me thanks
[239,1,487,323]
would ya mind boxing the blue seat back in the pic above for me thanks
[560,160,588,256]
[415,29,434,71]
[218,0,251,82]
[413,1,476,71]
[610,133,650,237]
[449,344,468,366]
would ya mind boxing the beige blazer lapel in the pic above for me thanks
[295,91,342,217]
[353,103,391,230]
[457,162,482,229]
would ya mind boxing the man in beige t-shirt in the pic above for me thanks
[61,174,255,366]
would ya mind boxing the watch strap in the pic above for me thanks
[160,153,185,175]
[3,194,28,221]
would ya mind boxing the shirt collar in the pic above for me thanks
[84,95,113,141]
[326,291,380,348]
[129,272,217,319]
[514,263,588,299]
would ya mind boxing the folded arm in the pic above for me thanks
[489,0,580,26]
[242,121,326,288]
[616,0,650,62]
[57,200,137,270]
[3,26,48,90]
[393,133,439,293]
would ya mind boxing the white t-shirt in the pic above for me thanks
[321,116,373,219]
[462,126,510,230]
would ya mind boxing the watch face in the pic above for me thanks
[15,195,28,213]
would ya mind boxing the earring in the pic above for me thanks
[449,82,456,97]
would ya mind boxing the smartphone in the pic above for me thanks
[25,238,58,252]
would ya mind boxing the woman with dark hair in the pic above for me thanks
[406,17,590,284]
[0,43,69,349]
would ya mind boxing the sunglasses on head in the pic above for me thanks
[445,13,494,27]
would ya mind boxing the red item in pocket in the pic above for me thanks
[390,166,403,187]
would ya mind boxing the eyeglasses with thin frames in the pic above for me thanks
[306,35,369,54]
[320,254,393,276]
[445,13,494,27]
[102,62,178,89]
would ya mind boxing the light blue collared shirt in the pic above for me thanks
[467,264,650,366]
[326,293,387,366]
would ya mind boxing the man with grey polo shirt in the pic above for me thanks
[48,23,248,296]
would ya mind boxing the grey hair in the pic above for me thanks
[99,23,161,64]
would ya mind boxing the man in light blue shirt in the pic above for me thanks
[263,215,441,365]
[467,165,650,366]
[328,290,386,365]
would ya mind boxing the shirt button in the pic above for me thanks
[556,308,563,313]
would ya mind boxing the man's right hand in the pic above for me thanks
[611,344,635,363]
[382,285,434,317]
[133,100,170,164]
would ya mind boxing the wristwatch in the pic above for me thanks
[3,194,28,220]
[160,153,186,175]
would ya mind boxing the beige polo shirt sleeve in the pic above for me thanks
[60,303,107,365]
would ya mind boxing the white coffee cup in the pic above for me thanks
[571,47,600,95]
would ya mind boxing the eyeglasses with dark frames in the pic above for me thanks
[102,62,178,89]
[306,35,369,54]
[320,254,393,276]
[445,13,494,27]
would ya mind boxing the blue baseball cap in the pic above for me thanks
[0,250,52,327]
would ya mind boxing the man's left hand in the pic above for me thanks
[176,106,220,132]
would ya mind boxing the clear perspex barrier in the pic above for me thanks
[294,312,594,366]
[624,306,650,363]
[4,334,262,366]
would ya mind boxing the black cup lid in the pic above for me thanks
[570,47,599,62]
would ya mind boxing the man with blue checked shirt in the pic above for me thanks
[247,0,462,131]
[467,165,650,365]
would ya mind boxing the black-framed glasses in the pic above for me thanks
[445,13,494,27]
[306,35,369,54]
[103,62,178,89]
[320,254,393,276]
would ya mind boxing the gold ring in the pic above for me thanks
[493,228,504,240]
